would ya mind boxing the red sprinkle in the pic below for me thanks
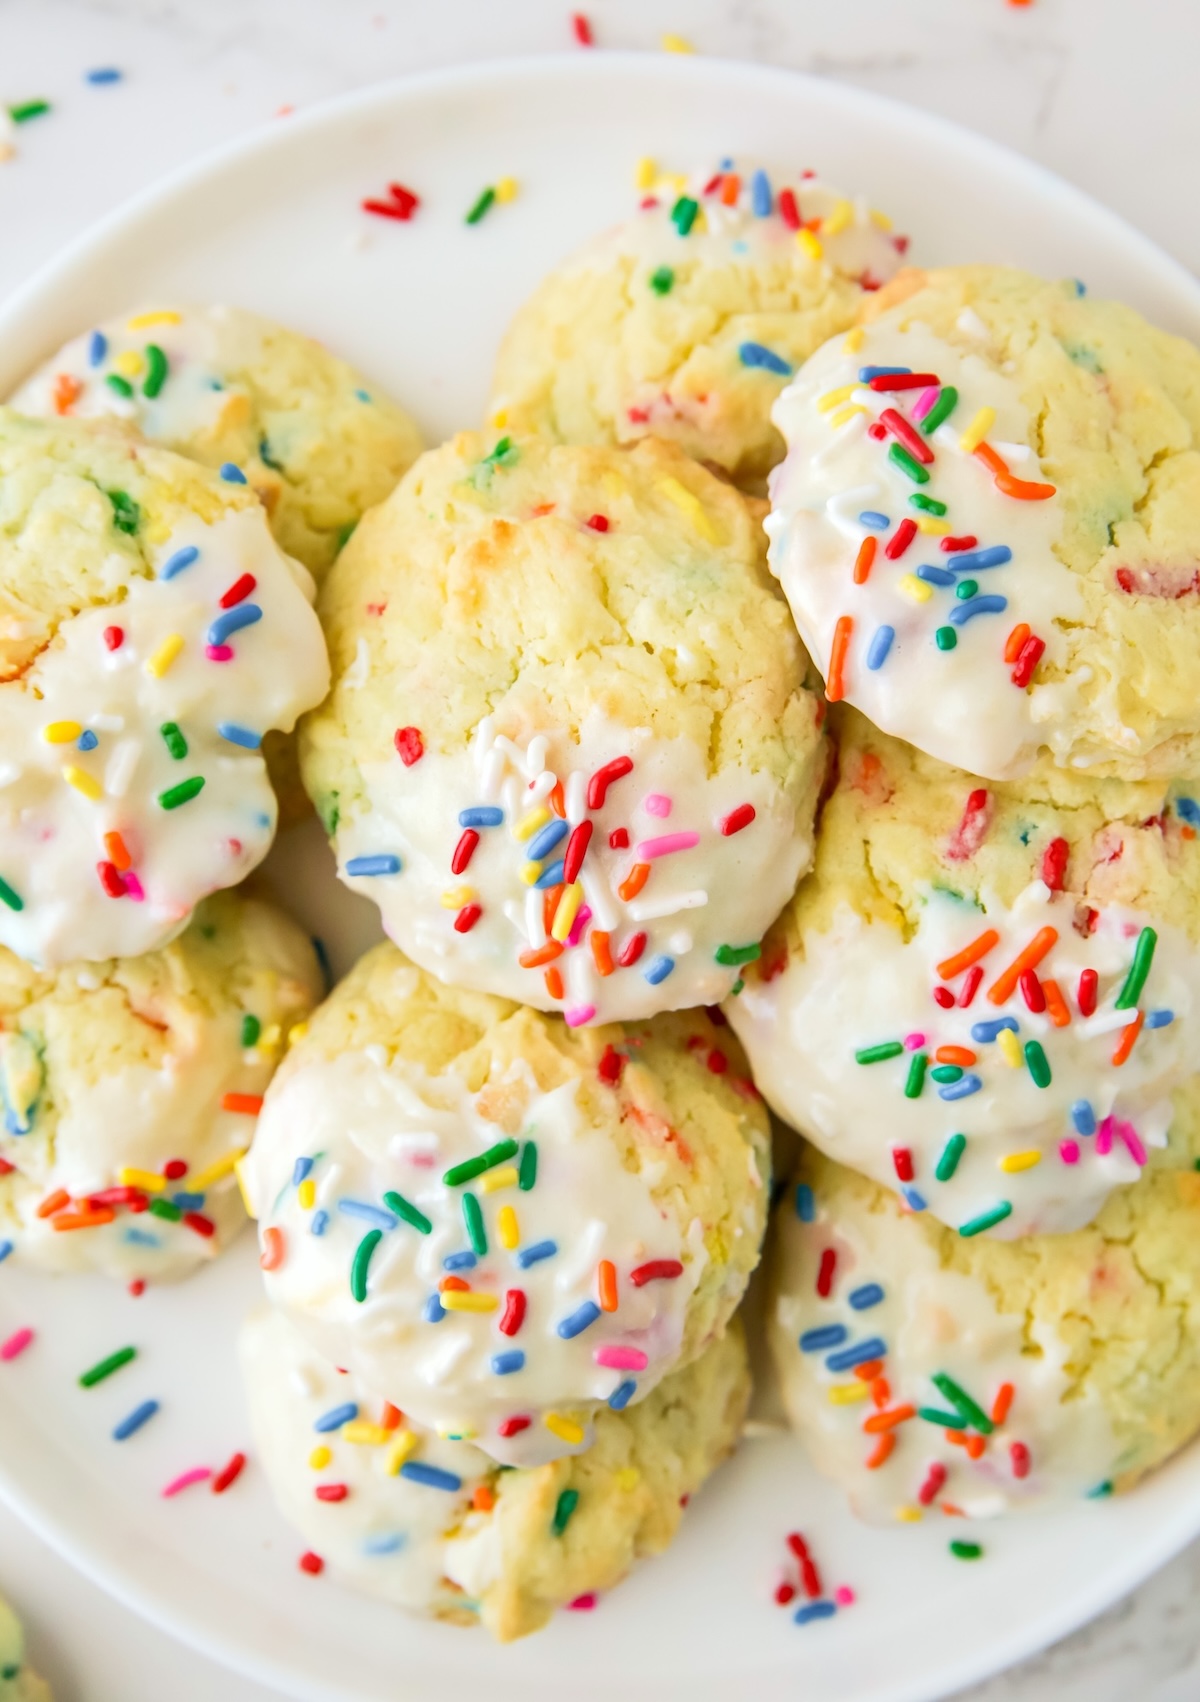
[892,1147,914,1182]
[879,409,933,466]
[816,1247,837,1297]
[778,187,801,230]
[363,198,410,221]
[298,1552,324,1576]
[163,1159,188,1180]
[315,1484,349,1503]
[219,573,256,609]
[129,1279,145,1297]
[0,1159,12,1177]
[586,514,609,532]
[629,1259,684,1287]
[96,860,126,898]
[1011,634,1046,689]
[1077,967,1098,1017]
[940,536,979,553]
[917,1462,947,1506]
[211,1452,247,1494]
[103,625,124,650]
[786,1532,810,1560]
[451,830,479,875]
[719,803,756,836]
[775,1581,797,1605]
[867,372,939,391]
[932,986,955,1009]
[497,1415,531,1438]
[1010,1441,1031,1479]
[608,827,629,850]
[946,789,991,862]
[884,517,918,560]
[616,930,646,968]
[394,726,424,766]
[587,755,633,810]
[1041,836,1069,892]
[597,1043,624,1085]
[800,1557,822,1599]
[184,1212,215,1239]
[454,903,482,934]
[571,11,593,44]
[562,820,593,885]
[958,964,984,1007]
[705,1047,727,1075]
[1019,969,1046,1014]
[499,1289,526,1337]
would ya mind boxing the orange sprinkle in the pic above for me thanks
[935,1045,977,1067]
[826,614,853,702]
[518,940,563,969]
[472,1484,495,1512]
[591,930,614,977]
[543,884,563,932]
[865,1433,895,1470]
[870,1375,891,1409]
[941,1501,967,1518]
[1042,978,1071,1028]
[598,1259,618,1312]
[862,1404,915,1434]
[529,502,556,517]
[544,966,564,1001]
[972,442,1008,480]
[549,780,566,819]
[997,471,1056,501]
[380,1402,404,1431]
[945,1429,969,1449]
[991,1382,1015,1427]
[1184,825,1198,841]
[36,1189,71,1219]
[260,1227,285,1272]
[103,830,132,872]
[52,372,82,414]
[52,1207,114,1232]
[1112,1010,1144,1067]
[617,862,650,902]
[987,926,1058,1005]
[853,536,876,584]
[1004,622,1031,664]
[853,1359,884,1383]
[439,1275,470,1293]
[965,1434,986,1460]
[936,929,1000,982]
[222,1092,264,1115]
[720,172,740,205]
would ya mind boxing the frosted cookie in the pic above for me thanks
[726,708,1200,1238]
[766,265,1200,780]
[0,412,329,968]
[241,1306,749,1641]
[0,890,321,1281]
[241,942,768,1466]
[770,1117,1200,1523]
[300,431,823,1025]
[10,306,424,579]
[0,1596,51,1702]
[491,160,904,491]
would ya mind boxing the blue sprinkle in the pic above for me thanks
[459,806,504,829]
[0,1241,11,1263]
[293,1157,313,1185]
[399,1461,462,1492]
[112,1399,159,1442]
[938,1073,982,1101]
[858,366,911,381]
[608,1378,637,1411]
[799,1325,847,1353]
[219,462,247,483]
[491,1350,525,1375]
[76,729,98,752]
[218,722,262,750]
[345,854,401,877]
[795,1600,837,1626]
[916,564,955,587]
[866,625,895,670]
[1073,279,1087,297]
[310,1210,329,1237]
[1071,1100,1097,1136]
[171,1192,204,1211]
[533,859,566,889]
[1175,796,1200,826]
[527,818,570,861]
[730,238,748,254]
[87,330,107,367]
[720,156,734,170]
[795,1183,815,1222]
[123,1228,160,1247]
[949,594,1008,627]
[516,1239,557,1269]
[971,1017,1019,1043]
[848,1283,884,1310]
[337,1199,397,1231]
[159,545,199,581]
[363,1533,405,1556]
[443,1250,477,1272]
[557,1301,602,1339]
[423,1293,445,1323]
[354,388,373,403]
[901,1186,928,1211]
[947,546,1012,573]
[858,511,890,530]
[207,603,262,645]
[314,1401,358,1433]
[1146,1009,1175,1029]
[750,168,772,216]
[826,1337,887,1373]
[644,954,675,985]
[739,341,792,376]
[85,67,123,83]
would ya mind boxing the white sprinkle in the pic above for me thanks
[627,889,709,923]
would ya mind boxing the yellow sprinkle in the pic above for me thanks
[495,176,519,204]
[489,407,508,430]
[441,885,476,909]
[544,1412,585,1446]
[1000,1149,1043,1173]
[287,1021,309,1046]
[42,720,82,744]
[828,1382,869,1405]
[308,1445,332,1470]
[959,406,996,453]
[820,198,853,237]
[817,385,857,414]
[343,1421,391,1446]
[634,156,657,191]
[191,1146,248,1191]
[145,632,184,678]
[997,1027,1023,1069]
[551,881,583,943]
[118,1167,167,1193]
[870,209,894,232]
[514,806,551,843]
[916,517,952,535]
[616,1467,641,1491]
[497,1204,519,1251]
[895,1506,924,1524]
[520,861,544,887]
[297,1178,316,1210]
[233,1155,256,1217]
[658,476,715,542]
[660,173,687,196]
[259,1023,281,1049]
[62,764,103,801]
[796,228,823,261]
[127,310,181,329]
[661,32,694,52]
[479,1165,519,1195]
[385,1431,419,1475]
[112,349,143,377]
[843,327,866,353]
[897,573,933,604]
[829,404,867,430]
[439,1291,499,1314]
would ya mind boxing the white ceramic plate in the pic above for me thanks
[1,51,1199,1702]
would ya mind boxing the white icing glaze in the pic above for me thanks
[766,321,1083,779]
[727,882,1197,1237]
[769,1176,1118,1522]
[0,508,329,967]
[334,714,809,1026]
[244,1037,704,1466]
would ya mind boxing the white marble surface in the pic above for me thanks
[1,1,1200,1697]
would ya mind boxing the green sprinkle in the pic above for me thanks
[462,1192,487,1256]
[9,100,50,124]
[1115,925,1157,1011]
[903,1051,928,1099]
[730,977,745,995]
[855,1041,903,1065]
[919,385,958,435]
[158,776,205,810]
[350,1229,382,1302]
[518,1141,538,1191]
[1024,1039,1052,1089]
[442,1139,519,1187]
[142,343,168,398]
[465,186,496,224]
[149,1197,181,1223]
[955,578,979,600]
[1087,1480,1114,1499]
[382,1190,433,1235]
[552,1487,579,1536]
[935,626,957,651]
[335,521,357,553]
[930,1064,963,1084]
[918,1407,966,1430]
[935,1133,967,1182]
[105,373,134,399]
[909,493,947,516]
[107,488,140,533]
[159,721,187,760]
[888,443,930,484]
[79,1345,136,1388]
[671,194,699,235]
[0,877,23,913]
[714,942,760,967]
[958,1201,1013,1238]
[649,265,674,294]
[949,1540,983,1561]
[240,1014,261,1048]
[932,1371,993,1434]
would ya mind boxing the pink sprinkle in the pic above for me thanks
[567,1593,598,1611]
[1059,1139,1080,1165]
[903,1032,926,1051]
[643,793,672,818]
[594,1346,649,1371]
[1116,1119,1147,1166]
[834,1586,856,1607]
[1096,1116,1114,1156]
[123,871,146,902]
[910,386,940,423]
[205,644,234,662]
[0,1328,33,1362]
[636,832,699,860]
[162,1466,213,1499]
[564,1005,596,1027]
[566,904,592,949]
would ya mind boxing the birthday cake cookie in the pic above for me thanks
[0,1596,51,1702]
[766,265,1200,780]
[241,1306,750,1641]
[490,162,904,491]
[725,708,1200,1238]
[0,890,322,1282]
[9,305,424,579]
[300,431,824,1025]
[240,942,769,1467]
[0,411,329,968]
[769,1112,1200,1523]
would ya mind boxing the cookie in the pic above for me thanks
[0,411,329,968]
[241,1306,749,1641]
[300,431,823,1025]
[726,708,1200,1238]
[491,160,903,491]
[769,1104,1200,1523]
[0,1595,51,1702]
[0,890,322,1281]
[766,265,1200,780]
[9,306,423,578]
[240,941,768,1466]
